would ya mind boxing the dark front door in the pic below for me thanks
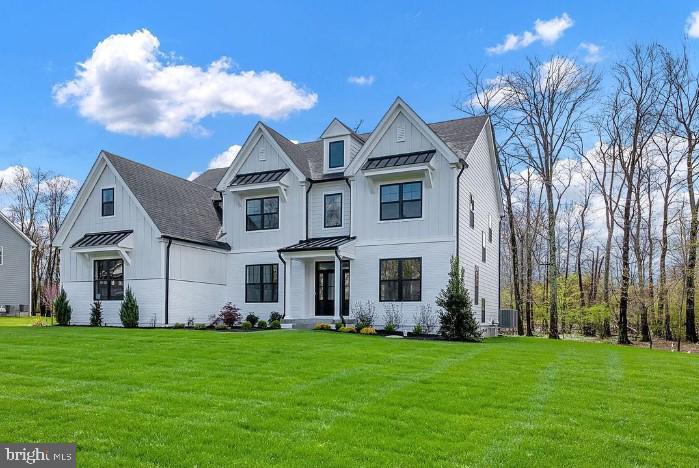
[315,262,335,316]
[341,261,350,316]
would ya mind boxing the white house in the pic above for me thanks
[54,97,503,333]
[0,211,35,314]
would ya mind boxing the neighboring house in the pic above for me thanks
[0,211,34,314]
[55,97,503,332]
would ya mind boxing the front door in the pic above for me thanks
[315,262,335,316]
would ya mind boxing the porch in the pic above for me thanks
[278,236,355,324]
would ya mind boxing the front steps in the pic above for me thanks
[281,318,356,330]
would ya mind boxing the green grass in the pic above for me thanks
[0,315,51,327]
[0,327,697,467]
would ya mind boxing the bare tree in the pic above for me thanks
[576,167,594,308]
[666,47,699,343]
[43,176,77,285]
[611,44,670,345]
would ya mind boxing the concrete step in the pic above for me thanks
[281,318,355,330]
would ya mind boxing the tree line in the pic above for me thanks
[462,43,699,345]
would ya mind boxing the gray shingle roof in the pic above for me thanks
[262,115,488,181]
[103,152,228,250]
[193,168,227,189]
[71,230,133,248]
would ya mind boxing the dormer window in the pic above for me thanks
[329,141,345,168]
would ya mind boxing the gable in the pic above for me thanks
[0,212,34,247]
[366,111,435,159]
[239,134,290,174]
[320,118,353,139]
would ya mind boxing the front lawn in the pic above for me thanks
[0,327,697,466]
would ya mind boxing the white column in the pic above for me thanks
[333,255,341,320]
[284,257,293,319]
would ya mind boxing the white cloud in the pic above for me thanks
[208,144,241,169]
[188,144,242,182]
[0,165,27,192]
[53,29,318,137]
[348,75,375,86]
[487,13,573,55]
[687,11,699,38]
[579,42,603,63]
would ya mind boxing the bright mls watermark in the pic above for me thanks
[0,444,75,467]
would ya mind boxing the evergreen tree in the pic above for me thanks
[119,287,140,328]
[54,288,72,326]
[89,300,103,327]
[437,256,481,342]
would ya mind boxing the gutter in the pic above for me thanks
[455,160,467,258]
[164,238,172,325]
[277,252,287,319]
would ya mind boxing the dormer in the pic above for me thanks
[320,118,357,175]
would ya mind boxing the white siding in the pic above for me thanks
[308,180,351,238]
[60,163,164,325]
[369,111,434,157]
[227,251,284,320]
[0,218,31,308]
[458,128,500,326]
[239,135,289,173]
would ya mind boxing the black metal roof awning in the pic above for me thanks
[279,236,355,252]
[362,150,436,170]
[71,230,133,248]
[231,168,290,186]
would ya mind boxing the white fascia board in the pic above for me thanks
[0,211,35,247]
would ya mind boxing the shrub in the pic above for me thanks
[313,322,332,330]
[413,304,438,334]
[334,322,342,331]
[245,313,259,326]
[339,326,356,333]
[412,324,424,335]
[186,317,195,328]
[269,311,283,322]
[194,323,207,330]
[352,300,376,331]
[214,322,228,330]
[241,321,252,330]
[257,320,268,329]
[359,326,376,335]
[173,322,185,329]
[89,301,103,327]
[437,256,481,342]
[218,303,241,327]
[383,303,402,333]
[31,318,46,327]
[53,288,72,326]
[269,320,281,329]
[119,287,140,328]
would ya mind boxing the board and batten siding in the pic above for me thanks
[308,180,351,238]
[60,162,164,325]
[458,126,500,326]
[239,135,289,174]
[0,218,31,308]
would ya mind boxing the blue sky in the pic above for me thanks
[1,1,698,184]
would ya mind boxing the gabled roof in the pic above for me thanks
[0,211,35,247]
[193,168,228,189]
[102,152,226,249]
[428,116,489,160]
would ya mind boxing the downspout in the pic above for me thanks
[305,180,314,240]
[164,238,172,325]
[498,216,503,329]
[334,248,346,326]
[455,160,467,259]
[345,178,352,237]
[277,251,287,319]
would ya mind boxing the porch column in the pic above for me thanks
[284,256,292,319]
[333,255,341,320]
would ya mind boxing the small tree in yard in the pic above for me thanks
[89,301,103,327]
[119,287,139,328]
[53,288,72,326]
[437,256,481,342]
[218,303,241,327]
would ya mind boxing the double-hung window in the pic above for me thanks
[102,188,114,217]
[0,246,3,266]
[379,258,421,302]
[246,197,279,231]
[329,141,345,168]
[482,231,487,262]
[246,264,278,303]
[474,266,479,305]
[481,298,486,323]
[380,182,422,221]
[488,214,493,243]
[469,193,475,228]
[94,259,124,301]
[324,193,343,228]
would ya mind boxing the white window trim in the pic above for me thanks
[322,191,344,230]
[243,194,281,234]
[324,137,349,173]
[377,178,425,224]
[91,254,125,302]
[101,186,116,218]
